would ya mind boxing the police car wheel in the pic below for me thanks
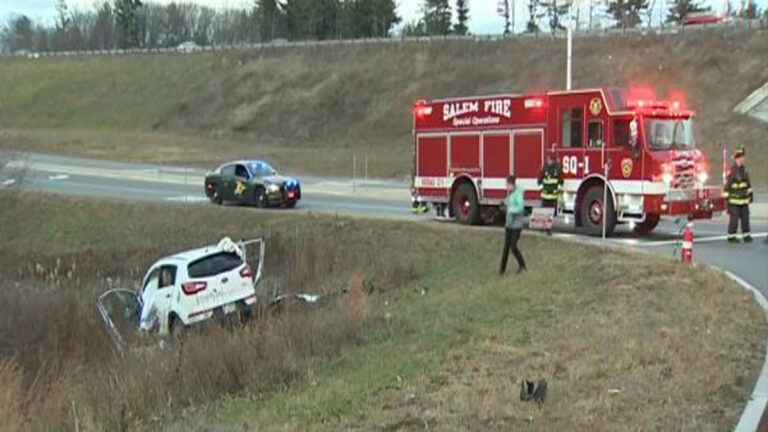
[580,186,616,237]
[208,183,222,204]
[254,187,267,208]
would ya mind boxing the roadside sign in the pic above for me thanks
[530,207,555,230]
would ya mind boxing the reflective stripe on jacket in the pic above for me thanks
[538,163,563,202]
[725,165,752,207]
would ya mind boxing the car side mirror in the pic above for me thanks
[630,118,640,159]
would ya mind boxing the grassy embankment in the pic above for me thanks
[0,192,763,430]
[0,28,766,186]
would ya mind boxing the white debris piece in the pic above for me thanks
[217,237,244,259]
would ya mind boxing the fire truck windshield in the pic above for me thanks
[644,118,696,150]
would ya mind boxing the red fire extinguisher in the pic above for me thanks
[681,222,694,264]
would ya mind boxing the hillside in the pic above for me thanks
[0,28,766,184]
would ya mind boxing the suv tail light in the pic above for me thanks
[182,281,207,295]
[239,265,254,281]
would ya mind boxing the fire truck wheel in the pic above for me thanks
[633,214,660,236]
[580,186,616,236]
[452,182,481,225]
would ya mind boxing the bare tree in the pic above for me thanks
[498,0,512,34]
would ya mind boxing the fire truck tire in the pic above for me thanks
[452,182,481,225]
[633,214,660,236]
[580,186,616,236]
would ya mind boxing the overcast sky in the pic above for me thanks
[0,0,758,35]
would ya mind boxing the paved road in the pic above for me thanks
[2,152,766,292]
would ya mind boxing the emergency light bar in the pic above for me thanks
[627,100,683,110]
[413,100,432,118]
[627,99,693,117]
[524,98,544,109]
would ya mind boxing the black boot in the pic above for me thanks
[519,380,535,401]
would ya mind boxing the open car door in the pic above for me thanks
[237,238,265,287]
[97,288,142,354]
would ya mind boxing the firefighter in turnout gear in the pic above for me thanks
[537,151,563,235]
[725,147,753,243]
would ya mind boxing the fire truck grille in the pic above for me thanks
[672,154,696,189]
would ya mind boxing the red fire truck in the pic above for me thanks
[411,88,726,236]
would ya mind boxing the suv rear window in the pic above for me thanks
[187,252,243,278]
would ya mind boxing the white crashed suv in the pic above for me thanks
[97,237,264,349]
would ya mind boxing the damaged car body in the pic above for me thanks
[97,237,265,352]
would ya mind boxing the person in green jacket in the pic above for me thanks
[500,175,527,275]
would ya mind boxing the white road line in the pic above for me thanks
[1,179,16,187]
[165,196,209,202]
[47,174,70,181]
[627,232,768,247]
[33,178,172,196]
[726,270,768,432]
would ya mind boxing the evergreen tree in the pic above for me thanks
[341,0,400,39]
[666,0,710,23]
[607,0,648,28]
[114,0,143,47]
[255,0,284,41]
[421,0,452,35]
[400,19,427,36]
[454,0,469,35]
[284,0,340,40]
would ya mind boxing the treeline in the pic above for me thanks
[492,0,764,35]
[0,0,400,53]
[1,0,765,54]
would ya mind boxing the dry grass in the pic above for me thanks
[0,192,764,430]
[0,359,24,432]
[0,192,424,430]
[1,29,766,185]
[329,253,762,431]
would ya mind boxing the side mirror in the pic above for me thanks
[630,118,640,159]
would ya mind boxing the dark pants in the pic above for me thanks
[728,205,751,237]
[500,228,526,274]
[541,199,558,215]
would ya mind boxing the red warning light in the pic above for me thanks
[524,98,544,109]
[412,100,432,119]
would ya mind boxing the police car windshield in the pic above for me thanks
[248,162,276,177]
[644,118,695,150]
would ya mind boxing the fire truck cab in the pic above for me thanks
[411,88,726,236]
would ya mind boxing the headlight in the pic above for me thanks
[267,183,280,193]
[697,171,708,185]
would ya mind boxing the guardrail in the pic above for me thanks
[1,19,765,59]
